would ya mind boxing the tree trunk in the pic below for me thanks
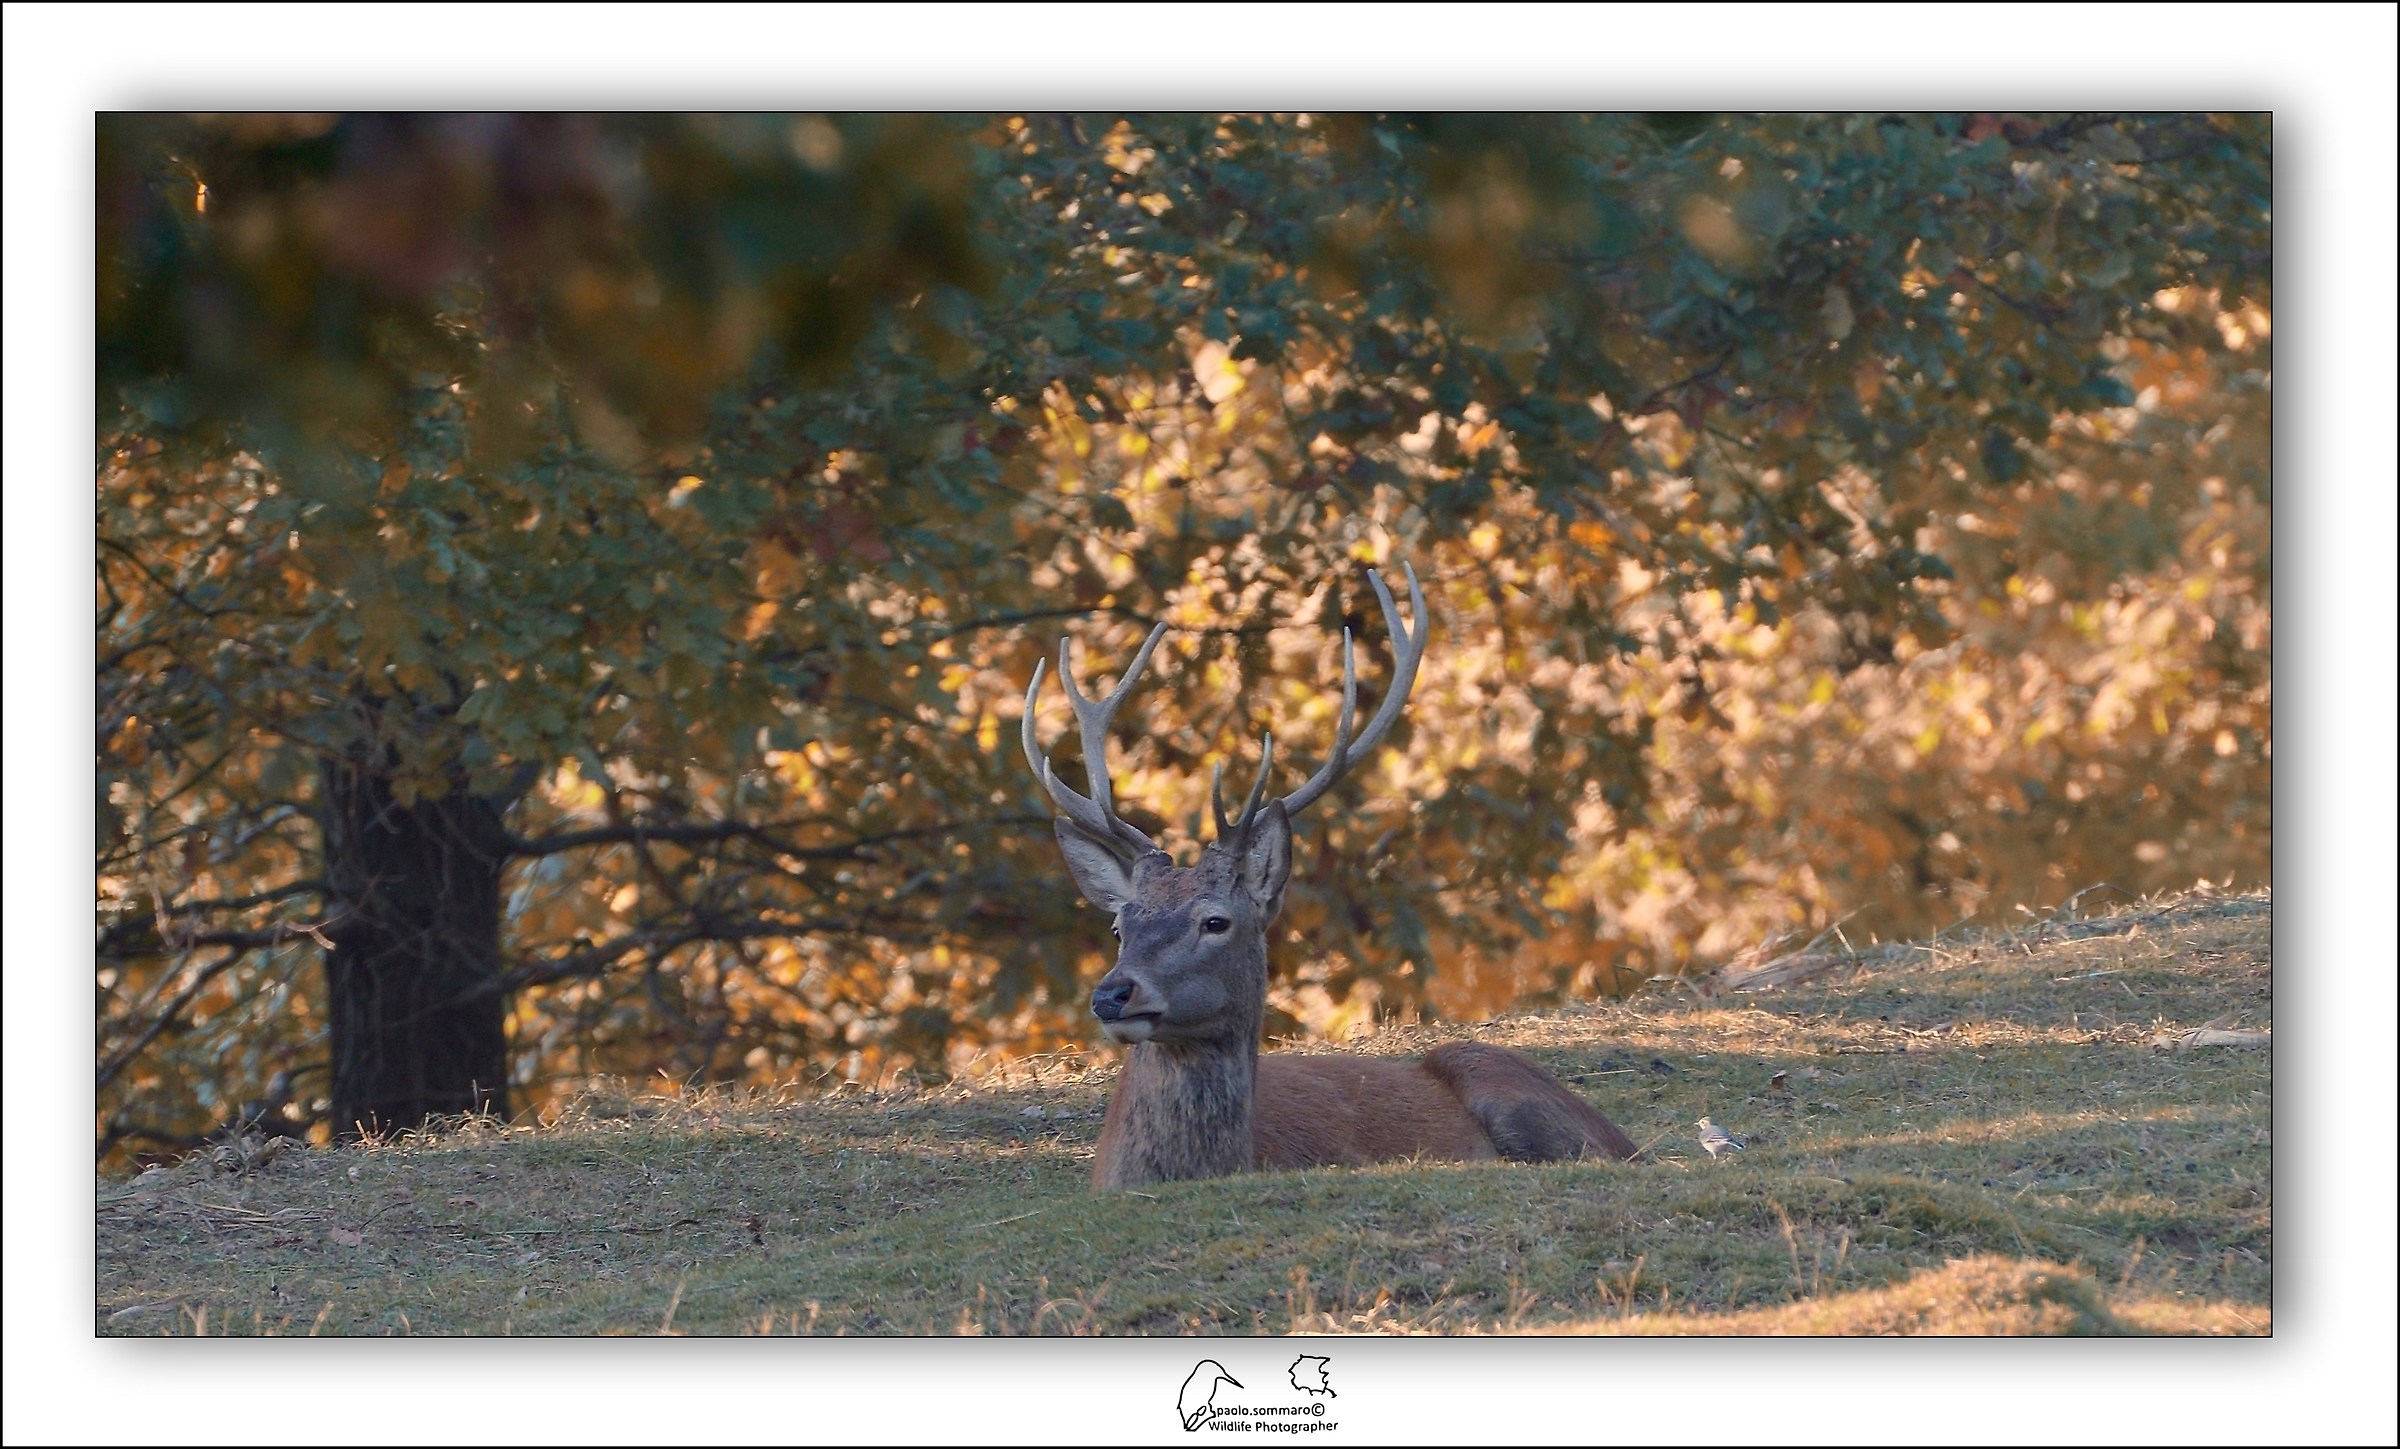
[319,756,511,1137]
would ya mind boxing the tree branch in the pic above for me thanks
[97,535,259,622]
[97,948,251,1091]
[504,814,1049,860]
[100,915,338,963]
[488,896,956,999]
[97,880,329,956]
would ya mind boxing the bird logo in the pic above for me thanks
[1178,1359,1245,1431]
[1697,1116,1745,1159]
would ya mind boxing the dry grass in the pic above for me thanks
[96,887,2271,1336]
[1573,1255,2266,1335]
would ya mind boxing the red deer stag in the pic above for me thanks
[1023,561,1639,1191]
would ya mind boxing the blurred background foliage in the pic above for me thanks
[96,112,2270,1159]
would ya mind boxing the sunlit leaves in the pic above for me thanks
[97,112,2270,1159]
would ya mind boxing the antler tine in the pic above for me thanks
[1276,560,1430,821]
[1276,628,1357,821]
[1059,623,1168,822]
[1211,732,1275,841]
[1020,657,1054,789]
[1022,623,1169,858]
[1021,658,1111,848]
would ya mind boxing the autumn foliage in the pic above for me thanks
[95,114,2269,1157]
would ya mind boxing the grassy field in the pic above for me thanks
[96,888,2271,1335]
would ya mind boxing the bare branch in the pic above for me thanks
[492,912,919,995]
[97,948,250,1091]
[506,815,1047,860]
[97,880,328,956]
[99,917,338,962]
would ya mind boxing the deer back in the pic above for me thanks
[1251,1056,1498,1168]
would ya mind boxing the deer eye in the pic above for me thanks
[1202,916,1232,935]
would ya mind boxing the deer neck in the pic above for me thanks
[1099,1023,1261,1190]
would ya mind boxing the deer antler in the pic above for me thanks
[1022,622,1170,861]
[1215,560,1431,835]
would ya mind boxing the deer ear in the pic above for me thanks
[1054,817,1142,913]
[1235,800,1292,920]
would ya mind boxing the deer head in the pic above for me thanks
[1022,564,1430,1049]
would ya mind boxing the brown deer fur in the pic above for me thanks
[1025,563,1638,1191]
[1071,838,1638,1190]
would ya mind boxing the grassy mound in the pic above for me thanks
[97,888,2270,1335]
[1577,1254,2263,1335]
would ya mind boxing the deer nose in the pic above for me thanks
[1091,977,1134,1021]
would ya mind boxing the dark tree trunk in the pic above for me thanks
[319,756,511,1137]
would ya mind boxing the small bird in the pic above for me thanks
[1697,1117,1744,1159]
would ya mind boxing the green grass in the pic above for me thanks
[96,889,2271,1335]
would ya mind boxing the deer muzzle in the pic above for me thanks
[1090,972,1160,1043]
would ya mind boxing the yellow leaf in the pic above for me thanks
[108,715,147,765]
[754,542,803,600]
[770,750,818,794]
